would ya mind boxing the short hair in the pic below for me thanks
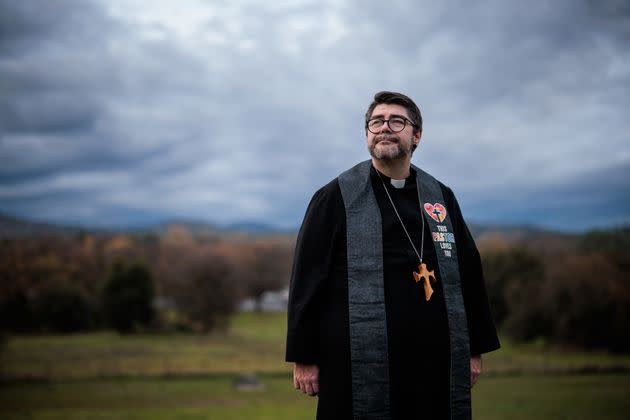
[365,91,423,135]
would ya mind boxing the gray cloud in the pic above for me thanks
[0,0,628,230]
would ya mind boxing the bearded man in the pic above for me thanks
[286,91,500,419]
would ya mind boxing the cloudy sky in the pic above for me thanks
[1,0,629,232]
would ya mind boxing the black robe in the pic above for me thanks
[286,166,500,419]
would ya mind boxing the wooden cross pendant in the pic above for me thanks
[413,263,437,301]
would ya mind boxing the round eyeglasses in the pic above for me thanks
[367,117,415,134]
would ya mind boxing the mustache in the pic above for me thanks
[375,134,400,143]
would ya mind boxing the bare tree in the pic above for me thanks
[174,253,239,332]
[240,242,292,312]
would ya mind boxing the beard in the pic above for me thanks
[369,134,412,160]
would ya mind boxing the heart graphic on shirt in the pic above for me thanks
[424,203,447,223]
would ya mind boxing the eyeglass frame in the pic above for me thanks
[366,116,417,134]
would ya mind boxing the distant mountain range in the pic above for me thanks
[467,222,575,241]
[0,213,293,238]
[4,211,625,242]
[0,213,83,238]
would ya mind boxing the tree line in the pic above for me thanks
[479,227,630,353]
[1,225,628,353]
[0,226,293,334]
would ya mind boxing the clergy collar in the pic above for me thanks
[371,165,416,189]
[390,178,405,189]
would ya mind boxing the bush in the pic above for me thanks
[101,261,155,333]
[0,291,35,332]
[33,287,93,333]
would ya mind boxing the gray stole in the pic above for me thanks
[337,160,471,420]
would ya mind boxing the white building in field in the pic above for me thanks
[238,287,289,312]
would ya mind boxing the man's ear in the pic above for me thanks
[415,130,423,145]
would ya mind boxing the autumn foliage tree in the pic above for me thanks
[542,254,630,352]
[481,228,630,352]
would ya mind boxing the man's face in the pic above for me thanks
[367,103,418,161]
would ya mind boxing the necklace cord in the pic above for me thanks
[375,169,425,264]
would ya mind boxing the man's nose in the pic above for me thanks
[379,120,392,133]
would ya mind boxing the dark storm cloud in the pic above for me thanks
[460,161,630,230]
[0,0,123,180]
[1,91,100,134]
[0,0,628,230]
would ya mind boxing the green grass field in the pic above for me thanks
[2,374,629,419]
[0,313,291,380]
[1,312,629,419]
